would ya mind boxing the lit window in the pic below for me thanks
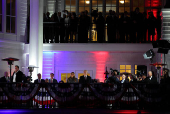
[133,0,144,12]
[106,0,117,13]
[120,65,131,73]
[6,0,16,33]
[65,0,76,13]
[119,0,130,13]
[135,65,138,74]
[61,73,71,83]
[79,0,90,13]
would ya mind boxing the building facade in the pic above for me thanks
[0,0,168,82]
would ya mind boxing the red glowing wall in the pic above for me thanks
[145,0,161,41]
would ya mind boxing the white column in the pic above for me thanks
[162,8,170,75]
[162,9,170,40]
[29,0,43,81]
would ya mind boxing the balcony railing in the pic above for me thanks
[0,83,169,109]
[43,22,159,43]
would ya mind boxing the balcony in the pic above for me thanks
[42,22,159,43]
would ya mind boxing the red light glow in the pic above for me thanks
[92,51,109,82]
[145,0,161,7]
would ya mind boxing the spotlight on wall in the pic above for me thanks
[86,1,90,4]
[120,0,124,4]
[143,49,155,60]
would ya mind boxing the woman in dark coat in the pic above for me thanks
[67,72,78,83]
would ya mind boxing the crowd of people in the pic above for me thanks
[0,65,169,85]
[43,7,161,43]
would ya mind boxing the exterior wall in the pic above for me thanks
[0,39,25,77]
[0,0,28,43]
[162,8,170,75]
[43,0,63,16]
[42,51,161,82]
[39,44,161,82]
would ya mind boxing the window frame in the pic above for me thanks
[120,65,132,73]
[65,0,76,13]
[6,0,16,34]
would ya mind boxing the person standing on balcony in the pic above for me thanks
[65,12,71,43]
[133,7,143,43]
[148,12,156,42]
[11,65,24,83]
[78,12,87,43]
[55,12,65,43]
[0,72,10,83]
[79,70,91,83]
[49,73,58,83]
[44,12,52,43]
[34,73,45,83]
[156,11,161,40]
[85,10,91,42]
[142,12,148,43]
[70,13,78,43]
[106,10,118,43]
[67,72,78,83]
[106,10,113,43]
[96,12,105,43]
[119,11,130,43]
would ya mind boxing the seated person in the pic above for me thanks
[0,72,10,83]
[146,71,157,84]
[34,73,45,83]
[67,72,78,83]
[79,70,91,83]
[59,80,64,83]
[45,78,49,83]
[120,74,129,84]
[49,73,58,83]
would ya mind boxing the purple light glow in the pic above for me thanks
[0,109,30,114]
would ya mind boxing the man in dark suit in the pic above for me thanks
[0,72,10,83]
[120,74,129,84]
[34,73,45,83]
[11,65,24,83]
[146,71,157,84]
[79,70,91,83]
[49,73,58,83]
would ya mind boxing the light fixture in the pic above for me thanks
[86,1,90,4]
[143,49,155,60]
[120,0,124,4]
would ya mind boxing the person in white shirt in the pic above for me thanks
[120,74,129,84]
[147,71,157,84]
[12,65,23,83]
